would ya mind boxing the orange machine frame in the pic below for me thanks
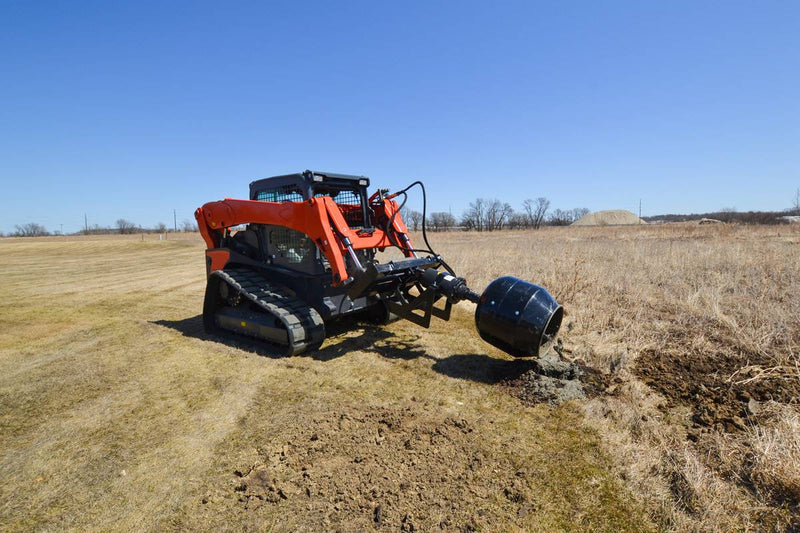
[195,195,415,286]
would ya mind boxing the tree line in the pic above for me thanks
[6,188,799,238]
[5,219,198,237]
[402,198,589,232]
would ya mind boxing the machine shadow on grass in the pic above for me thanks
[152,315,534,384]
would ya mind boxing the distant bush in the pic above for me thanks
[116,219,139,234]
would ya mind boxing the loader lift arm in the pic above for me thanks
[195,195,414,286]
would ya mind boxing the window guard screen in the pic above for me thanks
[255,185,304,203]
[314,189,364,228]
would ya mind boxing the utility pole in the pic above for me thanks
[638,199,642,223]
[84,214,88,234]
[173,209,177,232]
[60,223,63,235]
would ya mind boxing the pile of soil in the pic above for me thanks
[571,210,646,226]
[504,354,607,406]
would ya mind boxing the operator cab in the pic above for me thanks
[238,170,374,275]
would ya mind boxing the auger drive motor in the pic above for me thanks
[195,171,562,357]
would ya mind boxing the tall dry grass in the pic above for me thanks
[425,223,800,530]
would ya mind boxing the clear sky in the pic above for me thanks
[2,1,798,233]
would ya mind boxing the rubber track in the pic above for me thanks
[212,267,325,356]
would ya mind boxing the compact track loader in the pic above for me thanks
[195,171,562,357]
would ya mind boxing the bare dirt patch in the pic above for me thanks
[636,344,799,436]
[179,395,647,532]
[231,408,508,531]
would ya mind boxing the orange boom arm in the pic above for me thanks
[195,196,414,286]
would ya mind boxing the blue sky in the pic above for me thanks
[2,1,798,233]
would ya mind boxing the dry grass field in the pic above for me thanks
[1,224,798,531]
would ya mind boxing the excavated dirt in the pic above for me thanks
[635,347,800,438]
[504,354,608,406]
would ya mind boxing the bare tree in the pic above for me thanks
[430,212,456,232]
[793,188,800,215]
[116,219,138,234]
[461,198,486,231]
[500,202,514,230]
[483,200,513,231]
[430,212,443,232]
[404,210,423,231]
[548,209,573,226]
[461,198,514,231]
[13,223,50,237]
[544,207,589,226]
[181,219,197,232]
[571,207,590,222]
[484,200,500,231]
[719,207,737,223]
[87,224,107,235]
[154,222,167,233]
[523,197,550,229]
[507,212,527,230]
[441,212,456,231]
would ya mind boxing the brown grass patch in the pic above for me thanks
[2,224,798,530]
[0,234,649,531]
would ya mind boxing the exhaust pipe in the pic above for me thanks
[420,271,563,358]
[475,276,563,357]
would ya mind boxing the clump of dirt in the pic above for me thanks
[505,354,608,406]
[225,407,541,531]
[571,210,646,226]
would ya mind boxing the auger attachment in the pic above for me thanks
[417,270,562,358]
[474,276,562,357]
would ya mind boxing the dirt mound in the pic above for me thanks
[635,338,800,440]
[572,210,645,226]
[505,354,608,406]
